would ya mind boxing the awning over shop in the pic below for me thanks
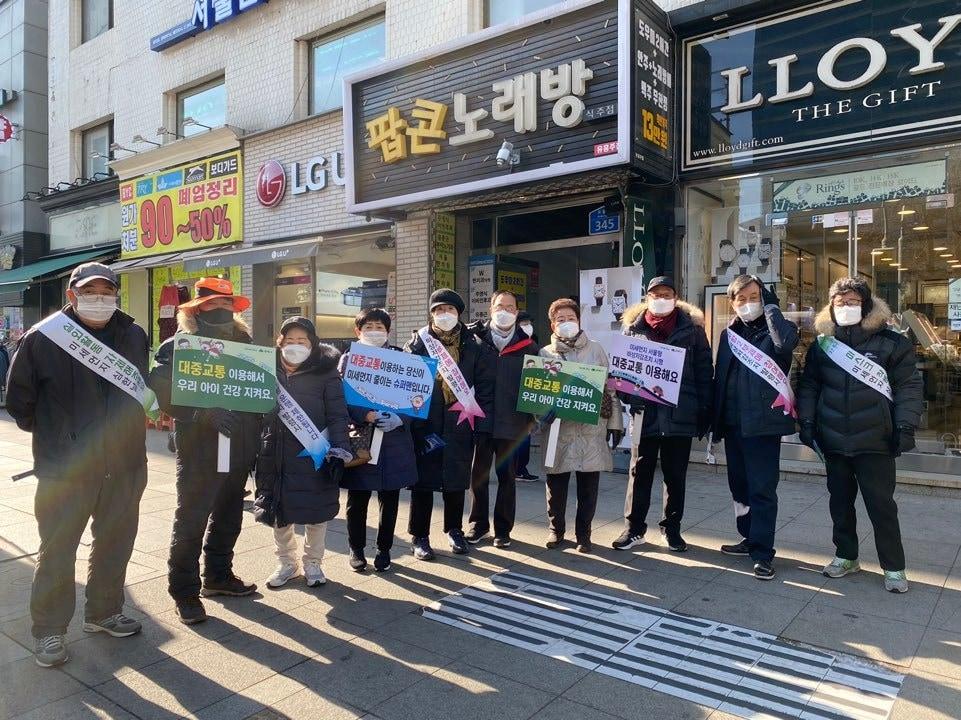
[0,247,118,294]
[183,238,319,272]
[108,246,238,274]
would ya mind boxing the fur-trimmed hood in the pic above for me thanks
[176,309,252,338]
[814,297,892,337]
[621,300,704,332]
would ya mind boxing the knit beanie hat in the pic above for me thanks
[429,288,465,315]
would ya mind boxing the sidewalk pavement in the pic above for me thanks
[0,412,958,720]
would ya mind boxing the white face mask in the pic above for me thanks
[359,330,388,347]
[520,323,534,337]
[432,312,459,332]
[735,302,763,322]
[556,320,580,339]
[648,298,676,316]
[75,295,118,324]
[834,305,862,327]
[492,310,516,329]
[281,344,311,365]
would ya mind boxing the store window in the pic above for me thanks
[82,121,112,178]
[485,0,563,27]
[178,79,226,138]
[309,18,385,116]
[685,144,961,458]
[81,0,112,43]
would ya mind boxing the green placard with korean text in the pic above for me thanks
[171,334,277,413]
[516,355,606,425]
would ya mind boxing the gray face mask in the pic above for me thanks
[75,295,118,324]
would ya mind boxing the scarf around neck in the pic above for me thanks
[430,324,461,406]
[643,309,678,343]
[489,323,513,352]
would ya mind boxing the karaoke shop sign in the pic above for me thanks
[682,0,961,171]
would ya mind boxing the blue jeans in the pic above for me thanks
[724,431,781,563]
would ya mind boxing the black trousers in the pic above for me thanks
[468,435,517,537]
[168,464,248,601]
[346,489,400,552]
[625,436,692,535]
[545,471,600,543]
[31,468,146,638]
[724,431,781,563]
[408,488,465,537]
[825,453,905,571]
[515,434,532,473]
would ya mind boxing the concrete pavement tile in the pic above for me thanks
[782,601,926,667]
[0,560,35,624]
[910,627,961,681]
[0,631,30,663]
[672,580,807,635]
[7,690,138,720]
[588,565,708,609]
[930,589,961,634]
[374,613,498,660]
[266,688,365,720]
[813,569,941,626]
[860,536,961,570]
[282,631,453,712]
[308,579,425,632]
[710,556,828,601]
[0,656,87,720]
[0,508,35,529]
[889,669,961,719]
[0,520,40,559]
[562,669,713,720]
[528,697,624,720]
[370,661,554,720]
[154,595,300,643]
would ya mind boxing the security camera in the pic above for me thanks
[495,140,519,168]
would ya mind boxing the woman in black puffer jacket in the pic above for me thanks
[254,317,351,589]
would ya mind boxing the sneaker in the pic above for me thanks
[754,561,776,581]
[304,561,326,587]
[576,541,592,554]
[516,472,539,482]
[266,562,301,588]
[374,550,391,572]
[884,570,909,594]
[545,530,564,549]
[83,613,142,638]
[823,557,861,579]
[664,528,688,553]
[493,536,512,548]
[348,548,368,572]
[448,529,469,555]
[34,635,67,668]
[175,597,207,625]
[464,527,488,545]
[411,537,435,561]
[721,540,750,556]
[612,529,645,551]
[201,574,257,597]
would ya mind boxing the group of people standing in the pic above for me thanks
[5,262,922,670]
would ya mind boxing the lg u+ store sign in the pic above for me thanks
[683,0,961,171]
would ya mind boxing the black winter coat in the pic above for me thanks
[339,344,419,492]
[798,299,923,456]
[254,344,351,526]
[149,316,262,478]
[616,301,713,438]
[712,305,799,441]
[467,320,539,443]
[6,306,149,481]
[404,325,496,492]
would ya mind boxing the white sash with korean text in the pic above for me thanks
[417,327,486,428]
[276,385,330,470]
[817,335,893,402]
[727,329,796,418]
[35,311,159,419]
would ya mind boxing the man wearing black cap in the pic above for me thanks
[7,263,149,667]
[404,288,496,560]
[612,276,713,553]
[798,277,922,593]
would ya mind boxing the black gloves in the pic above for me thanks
[799,422,816,449]
[327,456,345,485]
[205,408,240,437]
[893,426,916,456]
[608,429,624,448]
[760,281,780,308]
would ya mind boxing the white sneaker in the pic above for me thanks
[266,562,301,588]
[304,560,327,587]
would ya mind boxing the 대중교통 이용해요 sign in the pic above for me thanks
[341,343,438,420]
[516,355,607,425]
[171,334,277,413]
[606,334,687,407]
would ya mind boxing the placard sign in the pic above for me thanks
[516,355,607,425]
[607,334,687,407]
[171,334,276,413]
[341,343,438,419]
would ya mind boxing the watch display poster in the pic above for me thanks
[579,266,645,354]
[708,207,781,285]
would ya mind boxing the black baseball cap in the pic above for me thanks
[69,262,118,289]
[646,276,675,293]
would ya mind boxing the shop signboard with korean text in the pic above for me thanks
[119,152,242,259]
[432,213,456,290]
[607,334,686,407]
[516,355,606,425]
[344,0,673,213]
[171,334,276,413]
[341,343,438,419]
[631,0,673,180]
[682,0,961,172]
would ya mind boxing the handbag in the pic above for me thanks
[344,423,374,468]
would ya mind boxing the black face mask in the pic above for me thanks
[198,308,233,326]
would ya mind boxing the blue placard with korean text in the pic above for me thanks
[341,343,438,419]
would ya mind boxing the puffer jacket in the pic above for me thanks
[539,332,623,474]
[617,301,713,438]
[254,344,351,526]
[797,299,923,456]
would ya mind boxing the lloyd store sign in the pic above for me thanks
[255,151,346,208]
[682,0,961,171]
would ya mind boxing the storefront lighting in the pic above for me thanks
[832,228,848,234]
[912,225,930,231]
[934,246,948,251]
[880,256,893,261]
[889,262,901,267]
[940,253,953,258]
[897,209,916,216]
[870,248,885,254]
[132,134,161,147]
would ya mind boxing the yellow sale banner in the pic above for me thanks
[119,151,243,259]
